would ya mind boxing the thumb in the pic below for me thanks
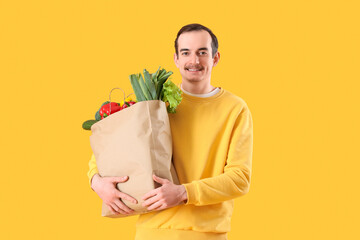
[153,174,169,185]
[112,176,128,183]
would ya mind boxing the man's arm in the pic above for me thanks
[87,154,99,188]
[142,174,187,211]
[182,106,253,206]
[142,106,253,209]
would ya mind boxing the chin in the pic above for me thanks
[184,74,203,82]
[185,78,203,83]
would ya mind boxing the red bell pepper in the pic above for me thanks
[99,102,121,119]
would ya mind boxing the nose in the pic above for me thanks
[190,54,200,64]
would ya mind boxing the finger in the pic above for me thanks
[110,202,121,213]
[114,198,134,214]
[110,202,127,215]
[142,194,160,207]
[142,189,159,201]
[153,174,169,185]
[107,204,120,215]
[147,201,163,211]
[117,191,138,204]
[111,176,128,183]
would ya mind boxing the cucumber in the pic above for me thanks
[82,119,98,130]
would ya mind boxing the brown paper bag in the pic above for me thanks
[90,100,179,218]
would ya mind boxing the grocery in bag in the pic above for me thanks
[83,67,182,217]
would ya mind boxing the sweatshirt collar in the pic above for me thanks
[178,83,225,102]
[180,83,220,98]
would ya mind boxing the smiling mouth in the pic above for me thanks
[185,68,203,72]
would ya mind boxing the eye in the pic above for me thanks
[199,51,207,55]
[181,52,189,56]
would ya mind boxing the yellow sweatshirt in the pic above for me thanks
[87,87,253,239]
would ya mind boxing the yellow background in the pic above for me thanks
[0,0,359,239]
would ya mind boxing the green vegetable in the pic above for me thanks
[82,119,98,130]
[138,74,152,100]
[151,67,161,91]
[161,80,182,113]
[157,68,166,79]
[129,67,182,113]
[143,69,157,99]
[156,71,173,99]
[130,74,146,101]
[95,111,101,121]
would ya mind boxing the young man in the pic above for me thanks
[88,23,253,240]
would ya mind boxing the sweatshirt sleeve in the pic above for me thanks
[182,105,253,206]
[87,153,99,188]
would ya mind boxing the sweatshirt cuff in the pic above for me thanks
[87,169,99,187]
[182,182,197,205]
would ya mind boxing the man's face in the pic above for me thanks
[174,30,220,84]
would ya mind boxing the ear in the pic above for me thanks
[213,51,220,67]
[174,53,179,68]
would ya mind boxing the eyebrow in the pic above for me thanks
[180,47,209,52]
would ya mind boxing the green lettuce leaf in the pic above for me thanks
[161,80,182,113]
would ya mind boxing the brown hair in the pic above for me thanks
[174,23,219,59]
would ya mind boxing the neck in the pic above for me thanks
[181,81,216,94]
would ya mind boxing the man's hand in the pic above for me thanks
[142,174,187,211]
[91,174,138,215]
